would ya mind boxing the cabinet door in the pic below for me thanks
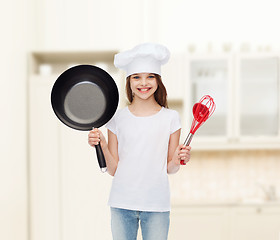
[237,55,279,138]
[169,207,229,240]
[29,76,61,240]
[161,53,184,100]
[230,206,280,240]
[187,56,232,138]
[59,125,112,240]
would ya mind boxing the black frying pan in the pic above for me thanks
[51,64,119,172]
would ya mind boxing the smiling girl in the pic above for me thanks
[88,43,191,240]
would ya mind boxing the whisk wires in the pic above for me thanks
[190,95,216,134]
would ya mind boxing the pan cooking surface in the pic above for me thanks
[64,81,106,124]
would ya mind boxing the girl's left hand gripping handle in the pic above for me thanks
[95,143,107,173]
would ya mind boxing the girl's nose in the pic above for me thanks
[140,77,147,85]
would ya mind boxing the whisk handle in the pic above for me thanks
[180,133,193,165]
[184,133,193,146]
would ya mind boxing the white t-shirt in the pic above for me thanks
[105,106,181,212]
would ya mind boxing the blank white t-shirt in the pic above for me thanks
[105,106,181,212]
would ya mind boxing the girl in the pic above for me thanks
[88,43,191,240]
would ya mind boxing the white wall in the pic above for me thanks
[30,0,280,52]
[0,0,29,240]
[30,0,151,50]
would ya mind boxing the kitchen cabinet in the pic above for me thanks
[230,205,280,240]
[170,204,280,240]
[161,52,185,101]
[161,52,185,119]
[236,54,279,139]
[28,74,61,240]
[184,53,280,150]
[28,51,121,240]
[169,206,229,240]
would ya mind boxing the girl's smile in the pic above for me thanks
[137,87,152,93]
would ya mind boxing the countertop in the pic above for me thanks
[171,199,280,207]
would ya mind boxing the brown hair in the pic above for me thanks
[125,74,168,108]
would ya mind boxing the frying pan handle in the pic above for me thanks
[95,144,107,173]
[180,133,193,165]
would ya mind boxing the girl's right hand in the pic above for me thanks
[88,128,108,149]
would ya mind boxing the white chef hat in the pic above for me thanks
[114,42,170,77]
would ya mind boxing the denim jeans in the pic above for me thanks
[111,207,170,240]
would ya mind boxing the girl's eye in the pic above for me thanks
[132,76,140,79]
[148,75,155,79]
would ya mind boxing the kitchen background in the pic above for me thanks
[1,0,280,240]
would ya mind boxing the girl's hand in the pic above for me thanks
[174,144,191,165]
[88,128,108,150]
[167,144,191,174]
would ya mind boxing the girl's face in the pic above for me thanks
[129,73,158,101]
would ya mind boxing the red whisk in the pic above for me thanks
[181,95,216,165]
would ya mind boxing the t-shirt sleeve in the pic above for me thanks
[170,110,181,134]
[105,115,117,135]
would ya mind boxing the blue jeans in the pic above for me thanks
[111,207,170,240]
